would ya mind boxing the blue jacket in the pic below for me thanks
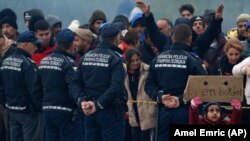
[0,47,38,113]
[71,42,126,111]
[32,48,77,113]
[145,43,206,106]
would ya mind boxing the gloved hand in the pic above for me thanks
[231,100,241,110]
[191,96,202,108]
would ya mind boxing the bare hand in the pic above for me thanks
[81,101,96,116]
[136,0,150,17]
[162,95,180,108]
[215,4,224,20]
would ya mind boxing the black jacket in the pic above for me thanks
[145,43,206,105]
[0,44,17,105]
[0,47,38,113]
[32,48,77,113]
[211,55,246,75]
[143,12,223,60]
[71,42,126,111]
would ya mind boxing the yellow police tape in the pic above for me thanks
[128,100,250,109]
[128,100,157,104]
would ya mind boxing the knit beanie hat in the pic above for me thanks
[236,13,250,24]
[24,8,45,31]
[130,13,144,28]
[68,19,80,32]
[190,16,203,26]
[0,8,18,29]
[129,7,143,22]
[113,15,130,29]
[74,28,96,43]
[88,10,106,25]
[46,15,62,28]
[202,102,222,117]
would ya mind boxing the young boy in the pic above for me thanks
[189,97,242,125]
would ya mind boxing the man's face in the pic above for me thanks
[52,23,61,37]
[134,24,145,34]
[93,20,104,34]
[192,20,204,35]
[2,23,17,40]
[74,35,87,52]
[35,29,51,47]
[157,20,172,36]
[237,21,248,37]
[25,42,37,55]
[181,10,193,20]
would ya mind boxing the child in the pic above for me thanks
[189,97,242,125]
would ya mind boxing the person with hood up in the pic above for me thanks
[189,97,242,125]
[46,15,62,38]
[23,8,45,32]
[88,10,106,35]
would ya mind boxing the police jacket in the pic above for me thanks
[71,42,126,111]
[0,47,39,113]
[145,42,206,106]
[32,48,77,113]
[0,44,17,106]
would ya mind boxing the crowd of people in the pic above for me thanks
[0,0,250,141]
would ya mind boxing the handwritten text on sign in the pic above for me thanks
[184,76,243,102]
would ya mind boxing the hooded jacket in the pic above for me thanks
[23,8,45,31]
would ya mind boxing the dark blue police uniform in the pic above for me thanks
[71,22,126,141]
[145,42,206,141]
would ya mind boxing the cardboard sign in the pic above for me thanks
[184,75,244,102]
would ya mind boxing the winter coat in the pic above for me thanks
[125,63,156,130]
[189,106,242,125]
[232,57,250,105]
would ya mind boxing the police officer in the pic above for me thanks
[71,22,126,141]
[0,31,41,141]
[145,24,206,141]
[32,29,84,141]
